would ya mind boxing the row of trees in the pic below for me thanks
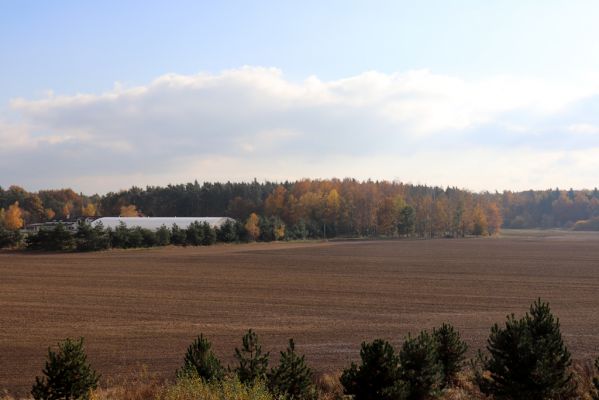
[1,180,503,240]
[29,299,599,400]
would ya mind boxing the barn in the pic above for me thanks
[91,217,234,231]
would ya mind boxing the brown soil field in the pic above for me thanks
[2,231,599,395]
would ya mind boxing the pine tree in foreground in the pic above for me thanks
[31,337,99,400]
[476,298,576,400]
[399,331,443,400]
[234,329,270,384]
[592,357,599,400]
[268,339,316,399]
[432,323,468,387]
[179,334,224,381]
[340,339,404,400]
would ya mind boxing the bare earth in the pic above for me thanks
[2,231,599,394]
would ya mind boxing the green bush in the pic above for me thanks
[185,221,204,246]
[31,337,99,400]
[201,222,216,245]
[170,224,187,245]
[179,334,224,381]
[0,225,22,248]
[234,329,269,384]
[432,323,468,387]
[75,222,109,252]
[340,339,403,400]
[399,331,442,400]
[27,224,75,251]
[268,339,316,399]
[216,220,238,243]
[476,298,576,400]
[156,225,171,246]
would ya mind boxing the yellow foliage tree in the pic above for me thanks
[274,221,285,241]
[3,202,24,230]
[472,204,488,236]
[486,202,503,235]
[82,203,97,217]
[245,213,260,241]
[45,208,56,220]
[119,205,138,217]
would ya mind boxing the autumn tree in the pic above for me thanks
[471,204,488,236]
[119,205,138,217]
[3,202,24,230]
[245,213,260,241]
[486,202,503,235]
[82,203,97,217]
[45,208,56,221]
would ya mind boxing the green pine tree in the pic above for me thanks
[591,357,599,400]
[234,329,270,384]
[476,298,576,400]
[432,323,468,387]
[31,338,99,400]
[399,331,443,400]
[268,339,316,399]
[179,334,224,381]
[340,339,404,400]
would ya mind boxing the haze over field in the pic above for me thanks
[2,1,599,192]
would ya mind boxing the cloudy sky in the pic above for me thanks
[2,1,599,193]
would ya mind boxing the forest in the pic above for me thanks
[1,179,599,240]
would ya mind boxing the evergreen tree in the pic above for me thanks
[234,329,270,384]
[268,339,316,399]
[75,222,109,252]
[27,224,75,251]
[217,219,238,243]
[109,222,129,248]
[185,221,204,246]
[170,223,187,245]
[179,334,224,381]
[399,331,443,400]
[155,225,171,246]
[476,299,576,400]
[398,206,415,236]
[31,337,99,400]
[340,339,404,400]
[201,222,216,245]
[432,323,468,387]
[592,357,599,400]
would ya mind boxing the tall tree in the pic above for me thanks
[3,201,24,230]
[234,329,269,384]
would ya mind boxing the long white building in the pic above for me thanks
[91,217,234,230]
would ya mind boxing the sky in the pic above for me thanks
[2,1,599,193]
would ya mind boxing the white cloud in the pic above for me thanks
[2,67,599,192]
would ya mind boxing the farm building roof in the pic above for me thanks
[91,217,234,230]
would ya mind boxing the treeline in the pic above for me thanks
[18,220,246,252]
[4,180,599,240]
[25,300,599,400]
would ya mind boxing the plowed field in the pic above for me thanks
[2,231,599,394]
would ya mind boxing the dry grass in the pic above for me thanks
[2,233,599,396]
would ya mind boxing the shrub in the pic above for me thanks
[139,228,157,247]
[399,331,443,400]
[126,227,144,248]
[109,223,129,248]
[157,375,274,400]
[475,298,576,400]
[31,337,99,400]
[234,329,269,384]
[432,323,468,387]
[0,225,22,249]
[269,339,316,399]
[179,334,224,381]
[340,339,403,400]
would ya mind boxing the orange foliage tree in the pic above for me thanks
[245,213,260,241]
[3,202,24,230]
[119,205,138,217]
